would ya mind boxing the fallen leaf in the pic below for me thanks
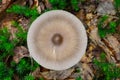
[81,63,94,80]
[13,46,29,63]
[41,68,74,80]
[96,1,116,15]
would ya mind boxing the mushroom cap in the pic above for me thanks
[27,10,87,70]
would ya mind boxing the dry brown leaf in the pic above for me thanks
[0,20,18,40]
[41,68,74,80]
[116,25,120,32]
[76,9,85,21]
[33,0,39,7]
[114,33,120,43]
[31,0,42,14]
[9,27,17,40]
[32,68,43,78]
[88,26,114,63]
[18,17,30,30]
[96,1,116,15]
[2,0,11,4]
[105,35,120,61]
[13,46,29,63]
[68,79,75,80]
[44,0,52,9]
[89,27,100,42]
[13,74,19,80]
[70,72,82,79]
[81,54,93,63]
[86,13,93,20]
[81,63,94,80]
[39,2,45,12]
[106,35,120,53]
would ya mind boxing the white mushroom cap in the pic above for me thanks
[27,10,87,70]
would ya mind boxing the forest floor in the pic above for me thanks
[0,0,120,80]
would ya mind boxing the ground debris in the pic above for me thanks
[97,1,116,15]
[13,46,29,63]
[0,0,120,80]
[0,0,11,13]
[81,63,94,80]
[41,68,74,80]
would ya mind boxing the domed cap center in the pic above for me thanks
[52,33,63,45]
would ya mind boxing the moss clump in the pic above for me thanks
[93,53,120,80]
[49,0,83,11]
[0,27,15,61]
[7,5,39,21]
[98,15,117,38]
[0,62,13,80]
[11,58,39,79]
[24,74,35,80]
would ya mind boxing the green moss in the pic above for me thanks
[0,27,15,61]
[24,74,35,80]
[10,58,39,80]
[49,0,80,11]
[16,59,31,76]
[98,15,117,38]
[49,0,67,9]
[76,76,82,80]
[10,58,39,78]
[6,5,39,21]
[0,21,27,56]
[71,0,80,11]
[0,62,13,80]
[11,21,27,45]
[0,20,39,79]
[39,78,44,80]
[114,0,120,11]
[93,53,120,80]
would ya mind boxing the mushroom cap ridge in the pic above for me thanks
[27,10,88,70]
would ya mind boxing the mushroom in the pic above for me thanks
[27,10,88,70]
